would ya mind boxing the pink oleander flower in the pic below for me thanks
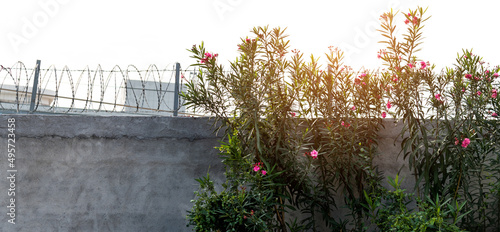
[486,70,490,74]
[420,61,427,69]
[261,170,267,175]
[354,78,361,85]
[462,88,465,92]
[341,121,350,128]
[461,138,470,148]
[493,92,497,99]
[387,100,392,109]
[377,54,382,59]
[362,82,366,85]
[465,74,472,79]
[404,19,410,24]
[412,16,418,24]
[310,150,318,159]
[290,112,296,117]
[494,73,499,78]
[492,112,498,117]
[435,94,441,100]
[393,77,398,82]
[200,52,218,64]
[381,112,387,118]
[360,73,367,78]
[454,137,459,145]
[408,63,414,68]
[253,162,262,172]
[477,91,482,96]
[351,106,356,111]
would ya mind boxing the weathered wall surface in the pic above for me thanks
[0,115,226,232]
[0,115,410,232]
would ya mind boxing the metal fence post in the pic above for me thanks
[173,62,180,116]
[29,60,41,114]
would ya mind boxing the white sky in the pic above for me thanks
[1,0,499,72]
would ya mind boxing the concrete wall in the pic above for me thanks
[0,115,410,232]
[0,115,226,232]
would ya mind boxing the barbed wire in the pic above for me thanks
[0,62,204,116]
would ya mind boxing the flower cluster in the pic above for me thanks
[310,150,318,159]
[420,61,428,69]
[341,121,351,128]
[252,162,266,175]
[377,49,387,59]
[455,137,471,148]
[304,150,319,159]
[461,138,470,148]
[355,73,367,85]
[404,13,419,25]
[200,52,218,64]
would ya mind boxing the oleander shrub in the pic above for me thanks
[378,7,500,232]
[184,5,500,232]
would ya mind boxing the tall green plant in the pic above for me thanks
[378,6,500,231]
[183,26,385,231]
[184,5,500,231]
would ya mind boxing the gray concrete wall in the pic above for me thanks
[0,115,409,232]
[0,115,226,232]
